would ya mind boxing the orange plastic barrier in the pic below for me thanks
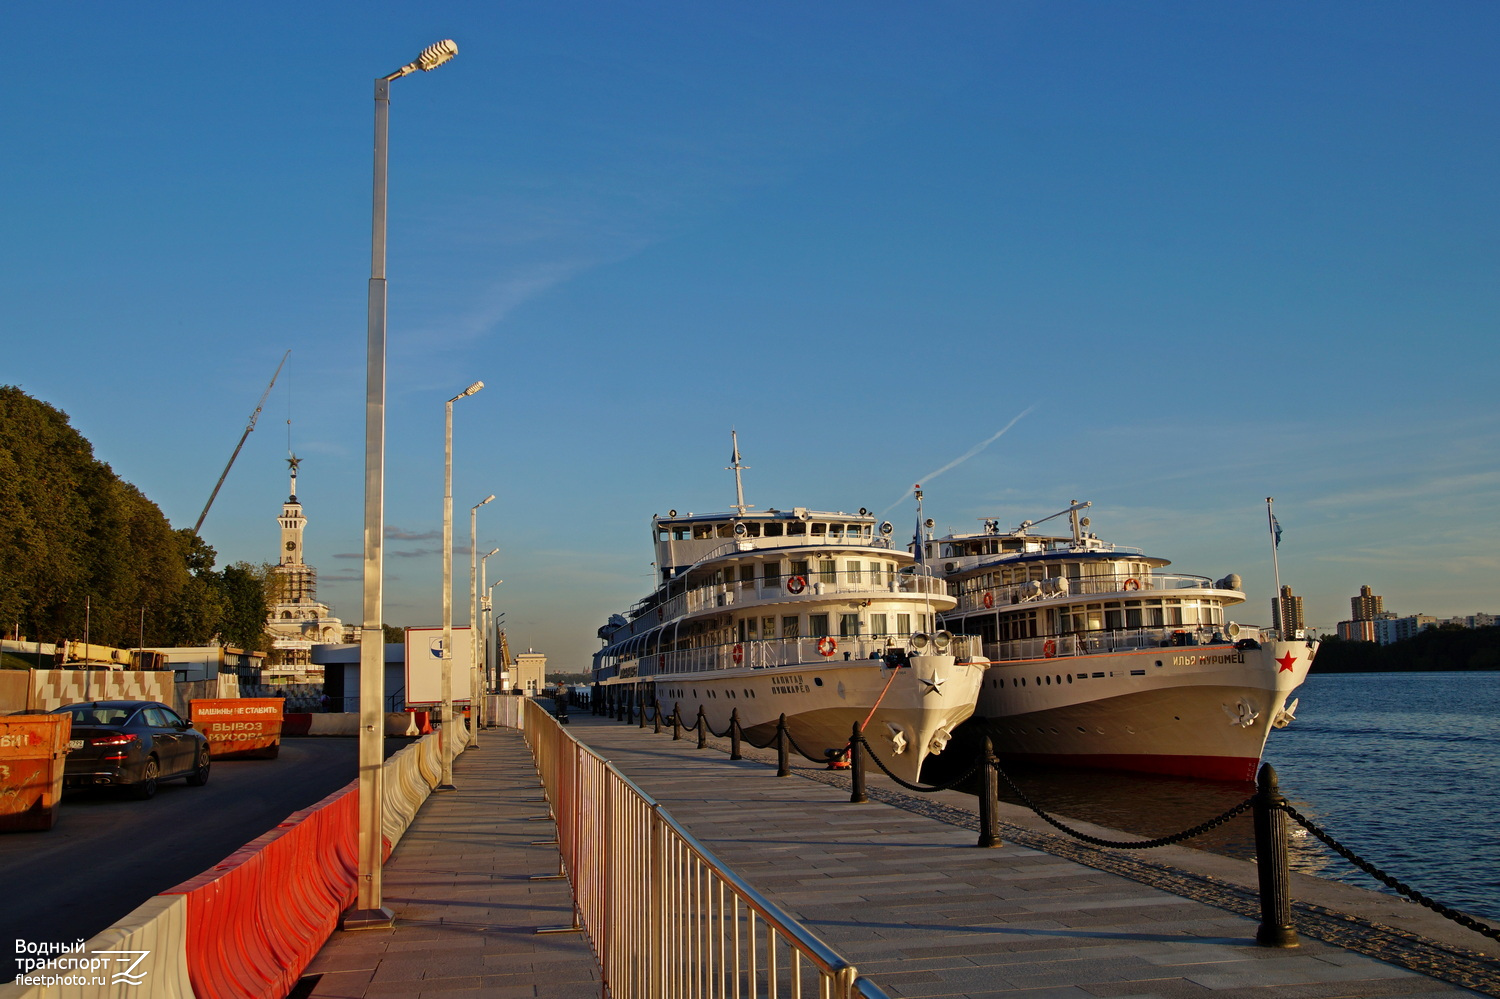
[0,713,71,831]
[191,698,283,759]
[164,780,361,999]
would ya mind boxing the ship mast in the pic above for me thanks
[726,430,753,516]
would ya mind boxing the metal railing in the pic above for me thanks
[982,625,1236,663]
[614,633,985,677]
[951,571,1221,613]
[523,698,891,998]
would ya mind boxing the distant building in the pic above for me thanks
[264,457,358,675]
[1337,619,1378,643]
[1272,585,1305,637]
[1350,585,1384,621]
[1376,615,1438,645]
[513,651,547,694]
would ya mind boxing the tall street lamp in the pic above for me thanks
[468,500,496,745]
[476,545,499,726]
[485,577,503,695]
[351,37,458,931]
[440,380,484,791]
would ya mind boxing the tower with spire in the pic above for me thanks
[265,456,355,674]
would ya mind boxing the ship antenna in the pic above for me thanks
[726,430,753,516]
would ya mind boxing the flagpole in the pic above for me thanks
[1267,497,1283,635]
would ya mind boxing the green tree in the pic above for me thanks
[219,562,271,653]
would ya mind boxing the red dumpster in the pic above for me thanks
[190,698,284,759]
[0,714,71,831]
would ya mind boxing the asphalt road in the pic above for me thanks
[0,736,411,965]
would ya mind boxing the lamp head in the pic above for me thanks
[417,39,458,71]
[486,547,500,558]
[462,380,484,397]
[480,493,496,506]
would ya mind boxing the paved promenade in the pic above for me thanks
[300,715,1497,998]
[300,733,603,998]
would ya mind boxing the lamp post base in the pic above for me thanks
[340,906,396,931]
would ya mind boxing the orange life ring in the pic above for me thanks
[817,636,837,657]
[1043,639,1057,658]
[982,591,994,609]
[732,644,744,664]
[1123,577,1140,591]
[787,575,807,594]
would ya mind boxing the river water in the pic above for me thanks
[971,671,1500,924]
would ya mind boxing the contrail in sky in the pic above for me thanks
[879,405,1036,518]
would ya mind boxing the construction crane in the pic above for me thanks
[193,350,290,535]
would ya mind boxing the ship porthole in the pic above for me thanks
[814,677,824,686]
[1066,675,1072,684]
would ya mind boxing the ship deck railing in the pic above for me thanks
[950,571,1223,615]
[609,633,986,679]
[522,697,890,999]
[981,625,1257,664]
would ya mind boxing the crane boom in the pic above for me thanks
[193,350,291,535]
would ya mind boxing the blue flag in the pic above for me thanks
[1271,514,1282,548]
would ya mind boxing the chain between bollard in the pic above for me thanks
[1278,801,1500,944]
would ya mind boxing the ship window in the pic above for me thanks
[739,565,755,588]
[896,613,911,635]
[782,616,799,638]
[870,613,888,636]
[811,522,827,536]
[763,563,781,588]
[828,523,844,539]
[672,526,691,540]
[762,616,775,639]
[809,614,830,638]
[764,523,784,537]
[818,560,836,582]
[693,524,714,540]
[1104,602,1124,630]
[839,614,859,637]
[657,529,669,541]
[846,561,862,583]
[716,523,734,538]
[745,618,758,639]
[1125,601,1143,629]
[742,523,761,538]
[791,560,810,578]
[787,522,806,536]
[1145,600,1164,627]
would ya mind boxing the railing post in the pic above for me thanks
[672,703,682,741]
[653,699,663,734]
[697,706,708,749]
[730,708,742,760]
[776,713,790,777]
[977,734,1001,848]
[849,723,866,804]
[1253,763,1299,947]
[637,691,646,728]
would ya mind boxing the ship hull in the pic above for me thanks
[976,640,1313,781]
[602,654,985,783]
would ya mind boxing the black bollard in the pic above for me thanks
[730,709,742,760]
[1252,763,1299,947]
[637,693,646,728]
[672,703,682,741]
[849,723,867,804]
[653,700,662,734]
[776,714,790,777]
[697,706,708,749]
[977,734,1001,848]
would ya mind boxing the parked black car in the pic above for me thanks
[51,700,211,799]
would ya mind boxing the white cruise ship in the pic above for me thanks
[592,440,985,782]
[928,501,1314,781]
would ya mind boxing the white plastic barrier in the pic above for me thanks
[1,894,193,999]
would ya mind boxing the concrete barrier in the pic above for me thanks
[163,781,359,999]
[0,726,457,999]
[0,893,194,998]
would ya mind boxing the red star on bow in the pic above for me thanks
[1275,653,1297,673]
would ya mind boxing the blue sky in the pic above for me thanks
[4,2,1497,670]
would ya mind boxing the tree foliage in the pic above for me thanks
[1313,626,1500,673]
[0,386,264,651]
